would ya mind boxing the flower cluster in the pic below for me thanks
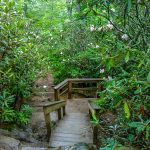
[100,68,105,73]
[90,25,96,31]
[121,34,128,40]
[106,23,114,30]
[90,22,114,32]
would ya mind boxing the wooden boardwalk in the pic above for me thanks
[49,98,94,147]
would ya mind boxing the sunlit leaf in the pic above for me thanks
[124,102,130,119]
[125,51,129,63]
[147,72,150,83]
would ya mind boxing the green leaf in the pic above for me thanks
[125,51,129,63]
[124,102,130,119]
[147,72,150,83]
[127,0,132,11]
[114,100,122,109]
[146,126,150,140]
[106,58,114,71]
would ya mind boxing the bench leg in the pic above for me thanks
[44,113,51,140]
[93,125,98,144]
[63,106,66,116]
[58,108,61,120]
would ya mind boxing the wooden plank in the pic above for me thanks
[88,100,100,110]
[68,81,72,99]
[52,132,92,139]
[43,113,51,139]
[62,106,65,116]
[50,140,78,147]
[88,100,101,144]
[50,135,92,143]
[53,79,68,90]
[72,87,98,91]
[53,126,91,134]
[56,123,91,128]
[57,108,61,120]
[49,98,94,147]
[43,100,66,107]
[43,101,66,115]
[54,89,59,101]
[69,78,104,82]
[88,102,96,116]
[59,88,68,96]
[93,126,98,144]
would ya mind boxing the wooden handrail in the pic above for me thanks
[69,78,104,82]
[53,79,68,90]
[53,78,104,101]
[88,100,101,144]
[43,100,66,139]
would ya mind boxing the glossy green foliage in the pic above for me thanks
[0,0,49,124]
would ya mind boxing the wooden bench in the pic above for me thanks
[43,100,66,139]
[88,99,100,144]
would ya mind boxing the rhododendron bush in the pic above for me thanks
[0,0,150,148]
[50,0,150,148]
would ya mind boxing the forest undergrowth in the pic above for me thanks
[0,0,150,149]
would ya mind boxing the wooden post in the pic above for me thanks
[57,108,61,120]
[68,81,72,99]
[54,89,59,101]
[93,125,98,144]
[62,106,65,116]
[43,111,51,140]
[96,82,102,98]
[93,109,99,144]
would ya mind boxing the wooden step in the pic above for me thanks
[34,92,54,97]
[49,100,93,147]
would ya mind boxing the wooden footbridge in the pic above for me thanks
[43,78,104,147]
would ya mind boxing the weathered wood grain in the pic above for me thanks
[43,100,66,139]
[49,98,94,147]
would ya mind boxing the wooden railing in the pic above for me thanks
[88,100,101,144]
[53,78,104,100]
[43,100,66,139]
[43,78,104,141]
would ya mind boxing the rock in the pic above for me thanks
[75,143,96,150]
[11,128,38,143]
[0,135,20,150]
[21,148,60,150]
[0,143,13,150]
[59,143,96,150]
[21,147,48,150]
[0,129,12,137]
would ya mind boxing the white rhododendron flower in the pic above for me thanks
[108,76,113,80]
[60,52,63,55]
[100,68,105,73]
[106,23,114,30]
[95,45,100,48]
[98,27,103,31]
[65,19,70,23]
[121,34,128,40]
[90,25,96,31]
[111,8,115,12]
[43,85,47,88]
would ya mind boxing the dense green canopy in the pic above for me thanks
[0,0,150,149]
